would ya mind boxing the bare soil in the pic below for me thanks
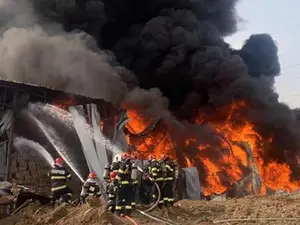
[1,193,300,225]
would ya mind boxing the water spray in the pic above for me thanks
[30,103,122,155]
[24,111,85,182]
[13,137,54,166]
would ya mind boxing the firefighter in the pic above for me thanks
[139,166,152,205]
[130,154,138,208]
[147,154,164,208]
[160,154,177,207]
[106,171,118,213]
[111,160,120,174]
[115,152,133,216]
[48,157,72,203]
[80,172,101,202]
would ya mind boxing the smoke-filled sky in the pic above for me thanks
[227,0,300,108]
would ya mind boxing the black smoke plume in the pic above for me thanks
[5,1,300,182]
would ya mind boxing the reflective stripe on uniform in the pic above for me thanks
[166,165,174,171]
[67,174,72,178]
[115,175,121,180]
[131,202,136,206]
[163,197,168,201]
[168,198,174,202]
[51,185,67,191]
[151,167,158,172]
[152,173,158,176]
[115,206,122,210]
[121,181,129,185]
[132,180,138,184]
[125,205,132,209]
[164,177,173,181]
[51,176,66,180]
[118,169,125,174]
[109,194,115,198]
[156,177,164,181]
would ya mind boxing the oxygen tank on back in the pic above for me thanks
[131,162,138,181]
[103,164,110,180]
[160,160,167,173]
[174,162,179,179]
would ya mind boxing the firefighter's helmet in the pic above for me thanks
[148,154,155,161]
[55,157,64,166]
[88,171,97,179]
[121,152,130,160]
[110,171,117,180]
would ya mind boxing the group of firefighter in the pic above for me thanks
[48,152,178,216]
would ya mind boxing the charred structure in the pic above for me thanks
[0,79,118,196]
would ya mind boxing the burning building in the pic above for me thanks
[0,0,299,199]
[0,78,124,194]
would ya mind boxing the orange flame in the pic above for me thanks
[125,101,300,196]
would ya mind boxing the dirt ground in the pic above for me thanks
[1,193,300,225]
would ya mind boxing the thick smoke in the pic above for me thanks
[1,0,299,180]
[0,0,128,104]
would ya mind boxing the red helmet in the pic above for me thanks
[110,171,116,180]
[88,171,97,179]
[148,155,155,161]
[55,157,64,166]
[121,152,130,160]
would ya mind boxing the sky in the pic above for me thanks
[226,0,300,108]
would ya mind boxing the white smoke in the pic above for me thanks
[0,0,127,104]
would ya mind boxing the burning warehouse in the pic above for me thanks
[0,0,299,209]
[0,78,125,193]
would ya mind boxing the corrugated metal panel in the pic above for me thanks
[0,110,12,180]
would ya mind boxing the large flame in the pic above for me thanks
[125,101,300,196]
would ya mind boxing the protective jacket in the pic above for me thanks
[80,178,101,197]
[115,159,133,216]
[48,165,72,192]
[164,160,176,181]
[162,159,177,206]
[111,161,120,173]
[148,160,164,182]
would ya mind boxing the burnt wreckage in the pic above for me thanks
[0,78,120,186]
[0,78,262,206]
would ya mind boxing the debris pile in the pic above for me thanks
[1,193,300,225]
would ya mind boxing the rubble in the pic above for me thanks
[0,193,299,225]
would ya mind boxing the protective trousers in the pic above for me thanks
[115,184,133,216]
[52,186,72,203]
[163,180,174,207]
[152,180,164,208]
[131,183,138,208]
[107,192,116,213]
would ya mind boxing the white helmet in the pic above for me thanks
[113,153,122,163]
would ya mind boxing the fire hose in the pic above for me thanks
[123,215,139,225]
[136,166,161,213]
[135,166,177,225]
